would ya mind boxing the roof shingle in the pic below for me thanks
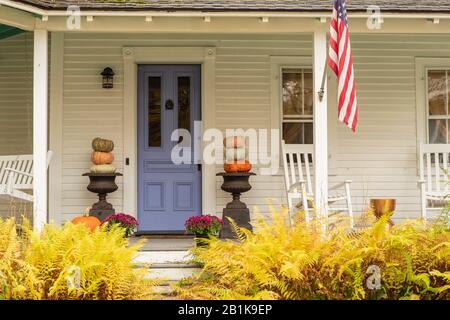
[11,0,450,13]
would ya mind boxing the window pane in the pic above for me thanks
[428,70,446,116]
[304,123,313,144]
[283,123,313,144]
[148,76,161,147]
[303,71,313,116]
[429,119,447,144]
[282,69,303,116]
[448,120,450,144]
[178,76,191,133]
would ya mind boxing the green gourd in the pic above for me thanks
[92,137,114,152]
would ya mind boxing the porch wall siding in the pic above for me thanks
[58,32,443,223]
[0,32,33,219]
[0,32,33,156]
[334,33,447,220]
[60,33,312,222]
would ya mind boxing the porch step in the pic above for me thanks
[133,249,201,296]
[134,250,194,264]
[146,265,200,281]
[129,236,195,251]
[130,236,200,296]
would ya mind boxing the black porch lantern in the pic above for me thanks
[101,67,114,89]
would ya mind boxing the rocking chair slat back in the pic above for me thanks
[419,144,450,194]
[281,141,314,195]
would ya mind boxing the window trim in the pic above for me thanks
[270,56,337,174]
[415,58,450,147]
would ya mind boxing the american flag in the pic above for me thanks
[328,0,358,132]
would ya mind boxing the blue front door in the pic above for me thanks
[137,65,201,233]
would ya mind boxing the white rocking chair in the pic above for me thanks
[0,151,53,202]
[418,144,450,222]
[281,140,354,228]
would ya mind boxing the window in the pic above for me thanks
[427,69,450,144]
[148,76,162,147]
[281,68,313,144]
[270,56,338,173]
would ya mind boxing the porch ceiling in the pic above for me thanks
[10,0,450,13]
[0,24,24,40]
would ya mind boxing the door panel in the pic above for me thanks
[137,65,201,233]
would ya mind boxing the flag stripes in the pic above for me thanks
[328,0,358,132]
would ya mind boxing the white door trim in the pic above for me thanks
[122,47,216,218]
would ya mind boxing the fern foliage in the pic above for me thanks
[176,207,450,300]
[0,218,155,300]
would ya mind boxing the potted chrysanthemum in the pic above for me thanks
[185,215,223,246]
[102,213,138,237]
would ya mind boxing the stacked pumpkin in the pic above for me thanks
[223,136,252,173]
[90,137,116,173]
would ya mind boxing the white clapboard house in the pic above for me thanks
[1,0,450,234]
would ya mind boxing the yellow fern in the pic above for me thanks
[176,207,450,300]
[0,218,157,300]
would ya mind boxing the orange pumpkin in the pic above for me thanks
[71,214,101,232]
[91,151,114,165]
[224,162,239,173]
[224,161,252,173]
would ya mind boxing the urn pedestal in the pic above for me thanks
[216,172,255,239]
[82,172,122,221]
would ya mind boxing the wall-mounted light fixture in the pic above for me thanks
[101,67,114,89]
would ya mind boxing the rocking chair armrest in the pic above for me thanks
[287,180,307,193]
[329,180,352,190]
[4,168,33,178]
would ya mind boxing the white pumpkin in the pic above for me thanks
[225,147,246,161]
[90,164,116,173]
[223,136,245,148]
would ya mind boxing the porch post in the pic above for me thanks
[33,29,48,231]
[313,31,328,217]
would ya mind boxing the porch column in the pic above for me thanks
[313,31,328,216]
[33,29,48,231]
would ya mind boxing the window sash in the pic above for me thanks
[426,68,450,144]
[281,66,313,144]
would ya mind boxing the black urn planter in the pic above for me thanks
[82,172,122,221]
[194,234,210,247]
[216,172,255,239]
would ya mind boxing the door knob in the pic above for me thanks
[165,99,174,110]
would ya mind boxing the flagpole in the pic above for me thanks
[317,59,328,102]
[318,32,328,102]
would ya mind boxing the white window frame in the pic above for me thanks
[415,57,450,146]
[270,56,337,173]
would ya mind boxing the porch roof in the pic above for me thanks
[11,0,450,13]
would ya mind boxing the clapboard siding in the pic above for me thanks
[60,32,311,222]
[0,32,33,156]
[334,33,429,220]
[0,33,33,219]
[58,32,450,223]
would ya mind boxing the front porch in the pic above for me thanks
[1,11,450,230]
